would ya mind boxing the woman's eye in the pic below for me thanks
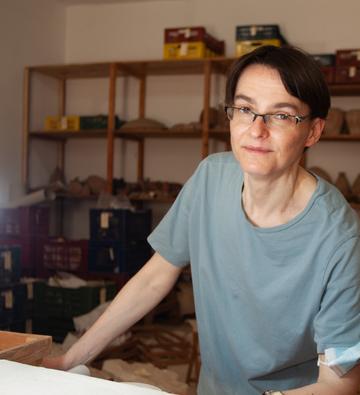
[238,107,251,114]
[275,113,290,120]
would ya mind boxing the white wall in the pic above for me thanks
[0,0,66,204]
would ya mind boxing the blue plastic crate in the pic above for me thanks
[90,208,151,243]
[0,282,27,325]
[0,246,21,285]
[88,241,151,275]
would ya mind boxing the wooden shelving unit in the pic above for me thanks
[22,57,360,196]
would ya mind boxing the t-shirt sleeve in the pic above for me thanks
[314,236,360,353]
[147,161,204,268]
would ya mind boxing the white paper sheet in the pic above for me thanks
[0,360,173,394]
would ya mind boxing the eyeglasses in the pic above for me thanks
[224,105,310,131]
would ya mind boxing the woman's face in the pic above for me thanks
[230,64,323,180]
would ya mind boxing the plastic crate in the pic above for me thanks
[235,38,282,57]
[164,26,224,57]
[79,115,124,130]
[88,241,151,275]
[236,24,282,41]
[39,239,88,274]
[336,49,360,67]
[44,115,80,131]
[32,316,75,343]
[0,246,21,285]
[0,237,41,278]
[335,66,360,83]
[90,208,151,243]
[33,281,117,319]
[0,283,28,325]
[0,207,49,238]
[312,54,336,67]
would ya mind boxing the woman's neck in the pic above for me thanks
[242,167,317,228]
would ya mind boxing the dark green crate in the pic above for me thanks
[79,115,124,130]
[32,315,75,343]
[33,281,116,319]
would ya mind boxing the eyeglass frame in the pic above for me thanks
[224,105,310,126]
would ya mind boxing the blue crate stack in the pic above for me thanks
[88,208,152,275]
[0,246,34,332]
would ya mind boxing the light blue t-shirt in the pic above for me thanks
[148,152,360,395]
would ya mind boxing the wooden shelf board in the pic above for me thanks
[30,129,205,140]
[30,130,109,140]
[30,63,114,79]
[328,84,360,96]
[29,57,237,80]
[119,128,202,138]
[320,134,360,141]
[54,192,175,204]
[129,196,176,203]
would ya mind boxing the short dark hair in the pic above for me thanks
[225,45,330,119]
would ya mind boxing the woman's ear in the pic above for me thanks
[305,118,326,148]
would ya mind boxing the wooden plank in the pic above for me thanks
[137,139,144,182]
[106,63,117,193]
[0,331,51,366]
[201,61,211,158]
[57,79,67,171]
[139,75,146,118]
[22,67,31,191]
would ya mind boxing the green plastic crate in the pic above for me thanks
[33,281,116,319]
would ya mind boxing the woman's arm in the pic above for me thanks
[42,252,182,370]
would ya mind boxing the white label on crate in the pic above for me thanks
[4,291,13,309]
[349,66,356,78]
[100,287,106,304]
[60,116,67,130]
[179,43,188,57]
[184,28,191,39]
[109,248,115,261]
[27,282,34,300]
[250,25,257,36]
[356,51,360,61]
[3,251,12,271]
[101,212,110,229]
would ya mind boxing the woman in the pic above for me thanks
[44,46,360,395]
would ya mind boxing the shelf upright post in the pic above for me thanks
[22,67,31,192]
[107,63,117,193]
[202,60,212,158]
[58,79,66,172]
[137,71,146,181]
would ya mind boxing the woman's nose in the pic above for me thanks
[248,116,269,138]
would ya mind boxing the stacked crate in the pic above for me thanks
[235,24,287,57]
[32,280,117,342]
[311,54,336,84]
[335,49,360,84]
[0,207,50,277]
[0,247,38,332]
[88,208,152,276]
[36,238,88,278]
[163,26,225,59]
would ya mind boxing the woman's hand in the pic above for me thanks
[41,354,71,371]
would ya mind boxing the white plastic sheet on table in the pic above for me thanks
[0,360,172,395]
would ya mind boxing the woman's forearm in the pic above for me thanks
[62,253,182,369]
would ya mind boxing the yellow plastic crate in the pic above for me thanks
[60,115,80,131]
[44,116,60,131]
[235,38,281,57]
[164,42,216,60]
[44,115,80,132]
